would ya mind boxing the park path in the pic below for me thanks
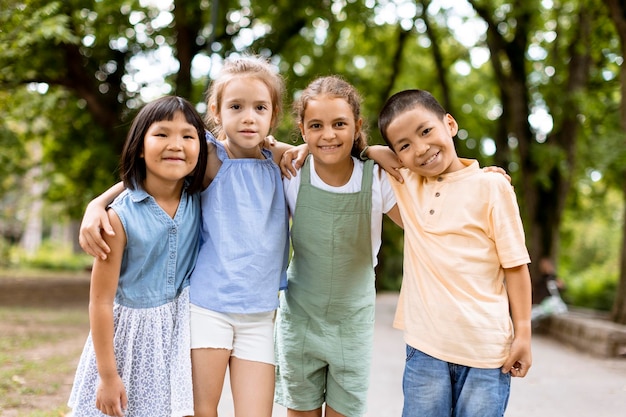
[217,292,626,417]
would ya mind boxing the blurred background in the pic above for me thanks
[0,0,625,320]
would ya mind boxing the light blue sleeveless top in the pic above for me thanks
[190,133,289,314]
[110,187,200,308]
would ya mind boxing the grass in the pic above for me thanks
[0,306,89,417]
[0,268,90,280]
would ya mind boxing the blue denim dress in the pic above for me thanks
[69,187,200,417]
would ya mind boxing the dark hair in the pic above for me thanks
[294,75,368,157]
[378,89,447,150]
[206,54,284,139]
[120,96,208,194]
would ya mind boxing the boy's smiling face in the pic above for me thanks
[385,106,465,177]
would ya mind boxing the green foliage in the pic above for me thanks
[0,237,10,268]
[8,241,93,271]
[562,263,617,311]
[0,90,28,196]
[376,217,404,291]
[559,184,623,310]
[0,0,624,309]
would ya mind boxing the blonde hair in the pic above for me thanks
[294,75,368,157]
[206,55,284,140]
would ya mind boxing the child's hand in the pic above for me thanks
[263,135,277,147]
[280,143,308,179]
[96,376,128,417]
[483,166,511,184]
[79,202,114,260]
[367,145,405,183]
[501,336,532,378]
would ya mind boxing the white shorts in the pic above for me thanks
[189,304,276,365]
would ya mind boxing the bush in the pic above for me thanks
[0,237,10,268]
[561,263,618,311]
[9,241,92,272]
[559,185,622,312]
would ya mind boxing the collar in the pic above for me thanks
[127,187,151,203]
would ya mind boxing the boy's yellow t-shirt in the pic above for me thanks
[391,159,530,368]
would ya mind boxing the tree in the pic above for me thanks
[0,0,399,211]
[458,0,626,311]
[0,0,623,311]
[604,0,626,324]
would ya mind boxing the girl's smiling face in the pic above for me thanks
[300,96,362,169]
[385,106,464,177]
[141,111,200,187]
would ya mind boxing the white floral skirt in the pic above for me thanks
[68,287,193,417]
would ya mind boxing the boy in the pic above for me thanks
[378,89,532,417]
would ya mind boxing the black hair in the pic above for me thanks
[378,89,447,150]
[120,96,208,194]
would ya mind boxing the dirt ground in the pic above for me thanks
[0,274,91,417]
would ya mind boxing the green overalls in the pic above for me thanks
[275,156,375,417]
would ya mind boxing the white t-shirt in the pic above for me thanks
[283,156,397,267]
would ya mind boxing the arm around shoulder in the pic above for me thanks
[366,145,405,183]
[79,182,125,259]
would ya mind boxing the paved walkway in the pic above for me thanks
[218,292,626,416]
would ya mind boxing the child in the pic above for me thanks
[534,256,566,305]
[78,55,290,417]
[187,55,289,417]
[274,75,403,417]
[68,95,208,417]
[378,89,532,417]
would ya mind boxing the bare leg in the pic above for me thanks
[324,405,346,417]
[288,405,346,417]
[287,408,323,417]
[191,348,231,417]
[230,356,275,417]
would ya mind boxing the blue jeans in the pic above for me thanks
[402,345,510,417]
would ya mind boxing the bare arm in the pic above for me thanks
[90,210,128,417]
[279,143,309,178]
[364,145,405,183]
[79,182,125,259]
[265,136,295,165]
[385,204,403,229]
[367,144,513,185]
[501,264,533,377]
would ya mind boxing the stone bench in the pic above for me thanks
[540,308,626,358]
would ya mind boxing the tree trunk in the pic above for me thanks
[612,180,626,323]
[19,143,45,256]
[470,1,591,301]
[173,0,205,100]
[420,0,453,112]
[605,0,626,324]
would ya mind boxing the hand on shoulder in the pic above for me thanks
[482,166,511,184]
